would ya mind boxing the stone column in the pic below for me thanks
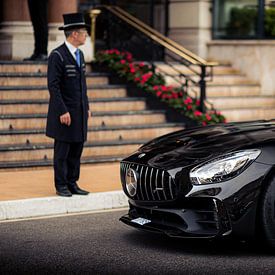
[0,0,92,61]
[169,0,212,59]
[0,0,32,60]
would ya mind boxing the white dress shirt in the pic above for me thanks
[65,40,78,60]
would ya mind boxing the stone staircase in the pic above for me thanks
[0,61,184,169]
[156,63,275,122]
[1,60,273,170]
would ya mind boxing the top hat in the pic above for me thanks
[58,13,90,31]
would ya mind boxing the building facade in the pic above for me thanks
[1,0,275,94]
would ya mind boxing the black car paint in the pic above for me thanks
[120,120,275,239]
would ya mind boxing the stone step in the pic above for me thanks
[0,73,108,86]
[0,85,127,100]
[208,75,258,85]
[222,108,275,122]
[0,62,48,73]
[0,98,147,114]
[209,96,275,110]
[0,111,167,130]
[155,63,240,75]
[165,74,258,86]
[0,61,92,73]
[0,124,184,145]
[0,140,145,162]
[88,86,128,99]
[0,156,124,169]
[206,85,261,97]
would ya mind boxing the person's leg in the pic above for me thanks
[67,142,89,195]
[54,139,72,196]
[27,0,48,57]
[67,142,83,184]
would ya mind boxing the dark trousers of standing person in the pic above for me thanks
[28,0,48,56]
[53,140,84,190]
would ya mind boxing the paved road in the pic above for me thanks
[0,209,274,274]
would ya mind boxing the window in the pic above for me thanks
[213,0,275,39]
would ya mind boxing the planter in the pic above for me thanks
[93,53,226,126]
[101,71,198,127]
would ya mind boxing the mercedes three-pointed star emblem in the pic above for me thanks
[125,168,138,197]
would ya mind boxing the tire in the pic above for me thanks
[260,176,275,249]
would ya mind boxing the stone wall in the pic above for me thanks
[169,0,212,58]
[208,40,275,95]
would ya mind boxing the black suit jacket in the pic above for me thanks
[46,43,89,142]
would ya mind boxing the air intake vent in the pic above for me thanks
[120,162,177,201]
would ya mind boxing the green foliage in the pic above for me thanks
[265,8,275,36]
[226,7,257,36]
[226,6,275,37]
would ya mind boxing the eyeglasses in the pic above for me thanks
[77,30,88,35]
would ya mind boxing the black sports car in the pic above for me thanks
[119,120,275,248]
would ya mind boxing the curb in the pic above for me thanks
[0,191,128,221]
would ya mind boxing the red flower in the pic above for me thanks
[172,92,178,99]
[153,85,159,91]
[140,73,152,84]
[194,110,202,116]
[125,52,132,62]
[156,91,162,97]
[205,114,212,121]
[184,97,193,105]
[120,59,126,64]
[161,85,168,91]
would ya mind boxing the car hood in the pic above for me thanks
[123,120,275,169]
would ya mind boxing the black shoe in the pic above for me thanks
[23,53,48,61]
[68,183,89,195]
[56,186,72,197]
[23,53,36,61]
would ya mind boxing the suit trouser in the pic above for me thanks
[28,0,48,55]
[54,140,84,189]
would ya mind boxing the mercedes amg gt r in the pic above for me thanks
[119,120,275,248]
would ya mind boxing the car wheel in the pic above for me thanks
[260,176,275,249]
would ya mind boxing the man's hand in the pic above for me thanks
[60,112,71,126]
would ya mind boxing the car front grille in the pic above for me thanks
[120,162,177,202]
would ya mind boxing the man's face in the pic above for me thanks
[74,28,88,46]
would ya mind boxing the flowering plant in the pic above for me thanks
[96,49,226,125]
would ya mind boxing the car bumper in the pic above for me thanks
[120,198,232,238]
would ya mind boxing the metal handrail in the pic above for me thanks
[97,5,217,113]
[112,6,218,67]
[105,6,200,65]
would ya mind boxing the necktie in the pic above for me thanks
[75,49,81,67]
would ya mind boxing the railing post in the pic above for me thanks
[90,9,101,61]
[149,0,155,28]
[165,0,170,37]
[199,65,206,113]
[257,0,265,38]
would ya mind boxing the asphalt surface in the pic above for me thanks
[0,209,274,275]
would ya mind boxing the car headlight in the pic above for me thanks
[189,149,261,185]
